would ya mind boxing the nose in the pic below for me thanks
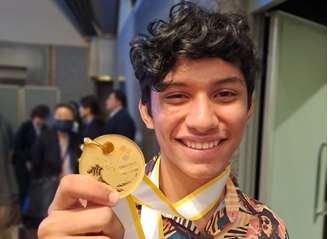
[185,94,219,134]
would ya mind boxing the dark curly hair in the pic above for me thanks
[130,1,257,109]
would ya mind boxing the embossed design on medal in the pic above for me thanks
[115,145,138,193]
[87,164,103,176]
[79,135,145,198]
[87,164,106,183]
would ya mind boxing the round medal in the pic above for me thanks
[79,134,145,198]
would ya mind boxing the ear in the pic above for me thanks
[247,97,255,120]
[138,100,154,129]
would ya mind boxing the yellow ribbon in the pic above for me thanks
[113,157,230,239]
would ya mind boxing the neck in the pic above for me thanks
[117,105,123,111]
[57,131,68,138]
[159,156,225,203]
[84,115,94,123]
[158,156,228,230]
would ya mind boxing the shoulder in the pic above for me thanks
[117,108,128,117]
[90,118,104,127]
[22,120,32,127]
[115,109,134,123]
[119,108,133,118]
[236,187,289,239]
[71,132,82,143]
[19,120,33,131]
[94,118,104,124]
[39,128,57,142]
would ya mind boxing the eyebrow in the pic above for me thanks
[158,76,245,89]
[213,77,245,86]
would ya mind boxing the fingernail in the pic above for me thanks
[108,190,120,205]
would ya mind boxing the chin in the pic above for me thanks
[180,161,229,181]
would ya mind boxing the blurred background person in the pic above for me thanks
[68,100,82,134]
[23,103,81,238]
[104,89,136,140]
[12,105,50,210]
[0,114,20,239]
[79,95,104,139]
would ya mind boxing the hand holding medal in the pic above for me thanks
[38,133,230,239]
[37,135,136,239]
[78,135,230,239]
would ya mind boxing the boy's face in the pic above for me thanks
[139,57,253,180]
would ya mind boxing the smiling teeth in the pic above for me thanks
[184,140,220,150]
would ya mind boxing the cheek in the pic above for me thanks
[152,112,177,138]
[151,107,185,144]
[219,104,249,132]
[151,94,183,125]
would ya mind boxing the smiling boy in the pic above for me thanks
[38,2,288,239]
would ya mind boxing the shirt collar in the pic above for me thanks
[166,177,242,236]
[224,177,241,223]
[32,122,42,136]
[110,106,122,118]
[83,115,94,125]
[144,156,242,236]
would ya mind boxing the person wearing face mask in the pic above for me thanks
[32,103,82,179]
[23,103,82,238]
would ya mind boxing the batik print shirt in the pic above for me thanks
[142,157,289,239]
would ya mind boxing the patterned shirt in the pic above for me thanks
[142,157,289,239]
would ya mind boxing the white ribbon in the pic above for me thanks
[112,158,230,239]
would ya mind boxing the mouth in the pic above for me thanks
[177,138,227,151]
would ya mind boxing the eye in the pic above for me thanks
[214,90,237,102]
[164,93,189,104]
[218,91,236,97]
[165,93,186,99]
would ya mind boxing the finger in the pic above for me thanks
[49,174,120,212]
[40,206,124,239]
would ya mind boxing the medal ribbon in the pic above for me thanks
[112,157,230,239]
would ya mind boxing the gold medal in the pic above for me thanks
[79,134,145,198]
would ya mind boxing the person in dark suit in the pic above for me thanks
[79,95,104,139]
[104,89,136,140]
[12,105,50,208]
[32,103,82,180]
[25,103,82,232]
